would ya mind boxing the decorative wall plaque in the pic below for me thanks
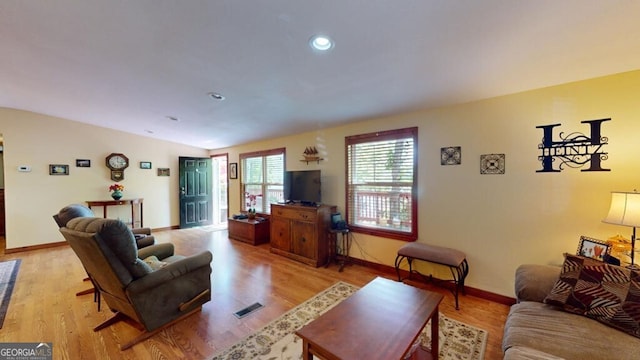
[480,154,505,174]
[441,146,461,165]
[536,118,610,173]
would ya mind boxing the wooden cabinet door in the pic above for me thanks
[270,217,291,251]
[291,221,317,260]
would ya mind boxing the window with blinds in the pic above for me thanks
[346,127,417,241]
[240,148,285,214]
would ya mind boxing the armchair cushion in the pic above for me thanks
[143,256,168,270]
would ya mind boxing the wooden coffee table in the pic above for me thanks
[296,277,444,360]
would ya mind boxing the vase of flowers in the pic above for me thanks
[109,183,124,200]
[246,192,257,219]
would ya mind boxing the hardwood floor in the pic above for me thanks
[0,228,510,359]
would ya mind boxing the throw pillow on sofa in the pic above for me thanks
[544,253,640,339]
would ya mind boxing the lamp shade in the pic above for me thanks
[603,191,640,227]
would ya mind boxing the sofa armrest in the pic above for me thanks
[515,264,561,303]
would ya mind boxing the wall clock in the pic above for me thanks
[105,153,129,181]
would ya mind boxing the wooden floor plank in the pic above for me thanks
[0,228,509,359]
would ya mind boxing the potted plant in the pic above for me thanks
[246,192,258,219]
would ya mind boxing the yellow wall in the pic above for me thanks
[213,70,640,296]
[0,108,208,249]
[2,70,637,296]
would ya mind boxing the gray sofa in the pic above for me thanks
[502,264,640,359]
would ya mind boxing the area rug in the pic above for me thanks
[0,259,21,329]
[212,281,488,360]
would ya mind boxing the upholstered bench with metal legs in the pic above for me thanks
[394,242,469,309]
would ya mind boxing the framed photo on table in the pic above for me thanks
[577,236,610,261]
[229,163,238,179]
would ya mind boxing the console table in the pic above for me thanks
[86,198,144,228]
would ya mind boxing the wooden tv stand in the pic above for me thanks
[270,203,336,267]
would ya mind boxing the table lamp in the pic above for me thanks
[602,191,640,267]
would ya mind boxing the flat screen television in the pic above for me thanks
[284,170,321,205]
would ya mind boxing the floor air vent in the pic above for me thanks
[233,302,264,319]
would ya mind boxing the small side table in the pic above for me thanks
[328,229,351,272]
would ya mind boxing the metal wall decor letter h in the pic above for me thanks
[536,118,611,173]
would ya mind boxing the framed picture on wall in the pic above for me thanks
[229,163,238,179]
[140,161,152,169]
[75,159,91,167]
[480,154,505,174]
[441,146,462,165]
[577,236,610,261]
[157,168,170,176]
[49,164,69,175]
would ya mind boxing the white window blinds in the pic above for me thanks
[346,127,417,241]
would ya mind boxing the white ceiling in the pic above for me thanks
[1,1,640,149]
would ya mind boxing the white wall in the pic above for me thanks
[0,108,209,249]
[213,70,640,297]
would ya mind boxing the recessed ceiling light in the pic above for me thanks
[208,92,225,101]
[166,116,180,122]
[309,35,334,51]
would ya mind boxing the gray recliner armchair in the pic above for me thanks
[54,203,155,248]
[59,217,212,350]
[54,204,156,305]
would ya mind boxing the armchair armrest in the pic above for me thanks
[134,235,155,249]
[514,264,561,303]
[137,243,174,260]
[132,228,152,235]
[126,251,213,331]
[127,251,212,294]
